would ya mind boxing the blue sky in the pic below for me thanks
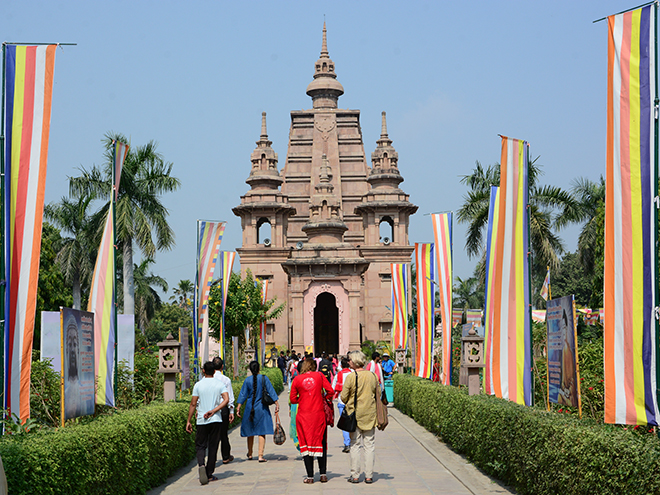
[3,0,632,298]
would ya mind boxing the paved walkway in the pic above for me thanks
[147,390,514,495]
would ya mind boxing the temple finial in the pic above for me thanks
[260,112,268,139]
[321,22,328,56]
[380,112,388,139]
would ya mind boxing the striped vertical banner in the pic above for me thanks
[483,137,532,406]
[605,4,659,426]
[391,263,408,350]
[415,243,435,379]
[4,44,57,420]
[193,221,225,372]
[87,206,116,406]
[432,212,453,386]
[260,278,269,365]
[112,140,129,200]
[218,251,235,360]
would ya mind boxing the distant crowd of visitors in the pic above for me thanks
[187,348,394,485]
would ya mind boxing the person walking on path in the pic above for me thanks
[341,350,379,484]
[212,356,235,465]
[366,351,384,391]
[290,357,334,484]
[278,351,287,385]
[186,361,230,485]
[332,356,353,453]
[235,361,280,462]
[318,352,333,382]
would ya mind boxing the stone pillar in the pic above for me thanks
[461,326,485,396]
[157,334,182,402]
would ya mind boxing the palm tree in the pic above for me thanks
[453,276,482,311]
[44,195,95,309]
[457,158,575,283]
[69,132,180,315]
[170,279,193,310]
[133,258,168,333]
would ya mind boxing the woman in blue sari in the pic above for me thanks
[236,361,280,462]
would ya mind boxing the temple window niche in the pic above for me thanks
[379,216,394,244]
[257,217,272,244]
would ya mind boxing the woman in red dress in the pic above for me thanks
[290,357,334,484]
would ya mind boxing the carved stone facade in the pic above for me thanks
[233,24,417,355]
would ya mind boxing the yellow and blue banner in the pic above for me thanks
[604,4,659,425]
[218,251,235,360]
[432,212,453,385]
[391,263,408,350]
[414,243,435,379]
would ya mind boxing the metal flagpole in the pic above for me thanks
[527,142,534,407]
[111,142,119,402]
[193,220,200,379]
[0,44,7,408]
[654,1,660,437]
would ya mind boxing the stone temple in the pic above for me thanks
[233,24,417,355]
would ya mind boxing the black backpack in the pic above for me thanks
[319,359,332,381]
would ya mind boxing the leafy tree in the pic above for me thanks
[35,223,74,347]
[453,276,482,311]
[207,270,285,350]
[145,302,193,345]
[44,195,95,310]
[133,258,168,333]
[457,159,575,285]
[544,251,592,308]
[69,133,180,316]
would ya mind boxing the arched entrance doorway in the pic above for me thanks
[314,292,339,355]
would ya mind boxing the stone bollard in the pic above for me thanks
[157,333,182,402]
[461,325,484,395]
[395,347,406,374]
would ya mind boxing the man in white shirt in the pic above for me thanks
[212,356,235,464]
[365,351,384,391]
[186,361,229,485]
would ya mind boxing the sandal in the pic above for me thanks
[223,455,234,464]
[347,477,360,483]
[303,477,314,484]
[258,457,268,463]
[320,475,328,483]
[246,453,253,460]
[365,478,374,484]
[208,475,219,482]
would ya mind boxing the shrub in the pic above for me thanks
[0,401,194,495]
[393,374,660,495]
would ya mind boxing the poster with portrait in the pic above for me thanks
[61,308,95,421]
[546,295,580,408]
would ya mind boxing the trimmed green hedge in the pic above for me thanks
[0,367,284,495]
[393,374,660,495]
[0,401,194,495]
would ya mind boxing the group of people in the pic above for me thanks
[187,348,392,485]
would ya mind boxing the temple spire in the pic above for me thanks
[306,22,344,108]
[380,111,388,140]
[321,22,329,56]
[260,111,268,140]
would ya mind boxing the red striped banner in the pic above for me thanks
[432,213,453,385]
[4,45,57,421]
[415,243,435,379]
[391,264,408,350]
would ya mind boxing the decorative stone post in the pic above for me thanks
[244,347,255,367]
[158,333,182,402]
[395,347,406,374]
[461,326,485,395]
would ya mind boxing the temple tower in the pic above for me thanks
[234,25,416,354]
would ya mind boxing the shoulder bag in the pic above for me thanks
[262,375,276,406]
[337,371,358,432]
[375,380,389,431]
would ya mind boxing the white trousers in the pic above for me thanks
[349,426,375,479]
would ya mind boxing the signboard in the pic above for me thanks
[546,295,581,410]
[61,308,95,421]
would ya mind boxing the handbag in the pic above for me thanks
[381,388,389,406]
[337,371,358,432]
[375,387,389,431]
[273,412,286,445]
[321,372,335,427]
[262,375,276,406]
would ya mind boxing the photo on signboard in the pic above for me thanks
[61,307,95,421]
[546,295,580,408]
